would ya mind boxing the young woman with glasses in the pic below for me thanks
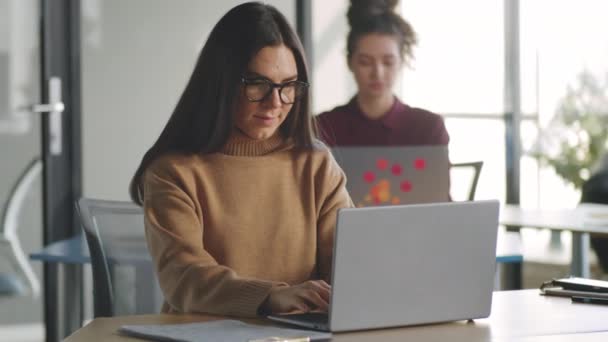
[129,2,353,318]
[316,0,450,147]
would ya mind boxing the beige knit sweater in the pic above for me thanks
[143,132,353,317]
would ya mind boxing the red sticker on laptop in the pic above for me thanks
[414,158,426,170]
[391,163,403,176]
[376,158,389,170]
[400,180,413,192]
[363,171,376,183]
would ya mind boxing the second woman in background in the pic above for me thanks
[316,0,449,147]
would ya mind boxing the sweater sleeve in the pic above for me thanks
[142,158,286,317]
[315,151,354,283]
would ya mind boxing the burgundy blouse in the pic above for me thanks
[316,97,449,147]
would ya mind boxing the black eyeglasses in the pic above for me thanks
[241,77,308,104]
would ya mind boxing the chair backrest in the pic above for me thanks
[581,171,608,272]
[0,157,42,297]
[450,161,484,201]
[77,197,159,317]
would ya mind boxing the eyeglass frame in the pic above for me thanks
[240,76,309,105]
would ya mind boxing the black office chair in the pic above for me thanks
[450,161,484,201]
[77,197,159,317]
[581,171,608,273]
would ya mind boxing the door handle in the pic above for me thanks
[27,77,64,156]
[30,102,65,113]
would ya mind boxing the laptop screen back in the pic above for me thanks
[329,200,499,332]
[331,146,450,207]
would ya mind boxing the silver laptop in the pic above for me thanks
[268,200,499,332]
[330,146,450,207]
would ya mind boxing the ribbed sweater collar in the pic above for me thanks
[220,130,287,156]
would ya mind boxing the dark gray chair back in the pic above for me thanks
[77,197,158,317]
[581,171,608,272]
[451,161,484,201]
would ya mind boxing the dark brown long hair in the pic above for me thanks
[130,2,316,205]
[347,0,417,62]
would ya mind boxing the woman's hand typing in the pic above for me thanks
[260,280,331,314]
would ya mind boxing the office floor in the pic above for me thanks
[1,229,606,342]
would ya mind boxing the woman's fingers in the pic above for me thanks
[318,280,331,290]
[292,302,310,313]
[266,280,333,314]
[298,288,329,312]
[309,282,331,302]
[305,280,331,303]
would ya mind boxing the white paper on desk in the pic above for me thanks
[119,319,331,342]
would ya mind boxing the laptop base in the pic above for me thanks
[267,312,329,331]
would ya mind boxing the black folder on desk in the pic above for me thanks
[540,277,608,298]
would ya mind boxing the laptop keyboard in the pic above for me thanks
[285,312,329,324]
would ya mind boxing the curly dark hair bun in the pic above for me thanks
[347,0,399,27]
[346,0,417,62]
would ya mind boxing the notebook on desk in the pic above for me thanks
[120,319,332,341]
[268,200,500,332]
[330,145,450,207]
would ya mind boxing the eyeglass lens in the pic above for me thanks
[244,79,305,104]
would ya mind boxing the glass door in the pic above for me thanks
[1,1,82,341]
[0,1,45,340]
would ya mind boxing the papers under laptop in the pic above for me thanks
[268,200,500,332]
[330,146,450,207]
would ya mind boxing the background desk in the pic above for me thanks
[65,290,608,342]
[30,233,523,265]
[500,204,608,277]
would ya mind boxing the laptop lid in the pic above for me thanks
[328,200,499,332]
[330,146,450,207]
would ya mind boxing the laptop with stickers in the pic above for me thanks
[331,145,450,207]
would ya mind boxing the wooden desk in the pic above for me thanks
[498,332,608,342]
[500,204,608,277]
[65,290,608,342]
[32,233,523,338]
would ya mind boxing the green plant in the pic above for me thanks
[533,70,608,189]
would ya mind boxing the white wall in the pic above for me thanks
[81,0,295,200]
[0,0,38,134]
[311,0,354,115]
